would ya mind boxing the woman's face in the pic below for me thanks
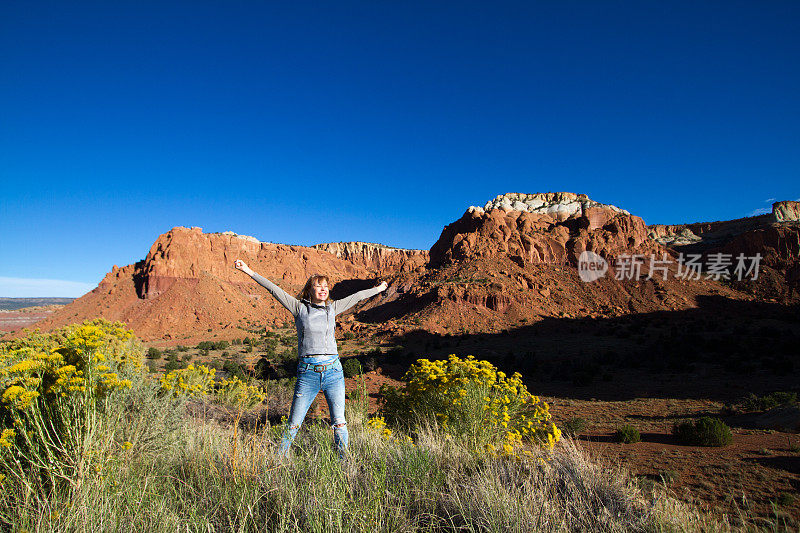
[311,280,329,303]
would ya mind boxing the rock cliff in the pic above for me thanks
[647,201,800,247]
[429,192,658,268]
[32,226,422,341]
[311,241,428,274]
[134,227,422,300]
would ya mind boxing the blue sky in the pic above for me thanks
[1,1,798,297]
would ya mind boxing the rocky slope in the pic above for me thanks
[429,192,660,268]
[645,201,800,299]
[311,241,428,274]
[647,201,800,249]
[361,192,745,337]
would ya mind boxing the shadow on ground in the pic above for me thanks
[355,295,800,403]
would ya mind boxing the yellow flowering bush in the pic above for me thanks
[160,365,265,411]
[0,319,143,483]
[214,376,265,410]
[159,364,216,398]
[366,416,394,439]
[365,415,415,446]
[381,354,560,455]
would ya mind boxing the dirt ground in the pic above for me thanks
[0,306,61,333]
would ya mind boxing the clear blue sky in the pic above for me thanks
[1,1,798,297]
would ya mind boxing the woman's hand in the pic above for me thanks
[377,281,388,292]
[234,259,252,275]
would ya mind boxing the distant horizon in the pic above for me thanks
[2,3,798,297]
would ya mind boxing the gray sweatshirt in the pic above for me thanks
[249,272,383,358]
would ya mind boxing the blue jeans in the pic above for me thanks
[279,357,348,457]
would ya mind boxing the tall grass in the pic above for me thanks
[1,388,749,532]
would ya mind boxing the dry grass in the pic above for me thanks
[0,376,784,532]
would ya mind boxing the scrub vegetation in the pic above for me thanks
[0,320,775,531]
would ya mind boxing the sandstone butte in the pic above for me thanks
[20,193,800,343]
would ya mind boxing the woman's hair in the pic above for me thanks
[297,274,332,303]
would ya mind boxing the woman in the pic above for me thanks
[234,259,387,458]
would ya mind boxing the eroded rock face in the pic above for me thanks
[430,192,655,268]
[471,192,630,220]
[773,201,800,223]
[31,227,411,341]
[644,201,800,300]
[716,225,800,267]
[648,216,775,247]
[644,201,800,271]
[134,227,425,299]
[311,241,428,273]
[648,201,800,247]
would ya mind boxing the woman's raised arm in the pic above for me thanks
[234,259,301,317]
[331,281,387,316]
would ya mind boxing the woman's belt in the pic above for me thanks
[300,361,338,372]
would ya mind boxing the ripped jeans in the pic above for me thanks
[279,357,348,457]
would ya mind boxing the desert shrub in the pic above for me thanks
[341,331,356,341]
[261,338,278,356]
[614,424,641,443]
[360,355,378,372]
[672,417,732,447]
[160,364,262,410]
[176,345,189,352]
[163,359,187,372]
[146,347,162,360]
[2,325,736,532]
[253,357,271,380]
[342,357,362,378]
[0,319,142,484]
[380,354,560,456]
[222,360,247,380]
[159,364,216,398]
[279,334,295,347]
[193,340,230,352]
[743,391,798,411]
[359,348,381,372]
[562,417,589,437]
[214,376,265,410]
